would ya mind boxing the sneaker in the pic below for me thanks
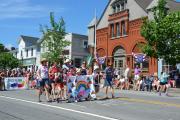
[56,98,60,103]
[67,101,71,103]
[47,100,52,103]
[105,96,109,99]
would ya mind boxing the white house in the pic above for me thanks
[11,35,41,70]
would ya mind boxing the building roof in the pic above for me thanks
[96,0,153,27]
[97,0,112,27]
[71,33,88,38]
[38,33,88,45]
[95,0,180,30]
[88,17,99,28]
[144,0,180,11]
[167,0,180,12]
[19,35,39,47]
[135,0,153,12]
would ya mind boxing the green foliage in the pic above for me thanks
[0,43,9,53]
[0,52,20,69]
[40,12,71,63]
[141,0,180,65]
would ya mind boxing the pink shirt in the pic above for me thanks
[134,68,141,75]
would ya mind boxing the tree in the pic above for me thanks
[0,52,20,69]
[0,43,19,69]
[0,43,9,53]
[141,0,180,65]
[40,12,71,63]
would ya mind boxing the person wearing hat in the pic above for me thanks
[37,58,50,102]
[62,59,71,70]
[62,59,72,100]
[76,68,82,75]
[104,63,115,99]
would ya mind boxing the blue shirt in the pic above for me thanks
[160,72,169,83]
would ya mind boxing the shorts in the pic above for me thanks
[160,82,167,85]
[104,76,113,87]
[125,76,129,81]
[134,75,140,80]
[56,82,64,89]
[37,78,49,88]
[120,79,125,83]
[49,79,55,84]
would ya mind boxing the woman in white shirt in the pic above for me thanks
[37,58,50,102]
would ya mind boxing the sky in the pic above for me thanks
[0,0,108,48]
[0,0,179,49]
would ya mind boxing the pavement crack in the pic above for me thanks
[0,110,25,120]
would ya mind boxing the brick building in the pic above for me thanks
[88,0,180,75]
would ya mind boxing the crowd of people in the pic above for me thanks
[0,68,33,90]
[114,65,179,96]
[0,58,180,103]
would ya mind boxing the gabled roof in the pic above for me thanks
[88,17,99,28]
[19,35,39,47]
[97,0,112,27]
[96,0,152,27]
[146,0,170,10]
[167,0,180,12]
[146,0,180,11]
[135,0,153,12]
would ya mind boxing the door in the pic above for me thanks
[114,57,125,75]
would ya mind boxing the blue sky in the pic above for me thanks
[0,0,180,48]
[0,0,108,48]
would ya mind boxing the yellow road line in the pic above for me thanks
[114,97,180,108]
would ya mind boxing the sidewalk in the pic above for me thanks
[168,88,180,97]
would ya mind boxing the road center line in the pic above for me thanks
[0,95,119,120]
[115,97,180,108]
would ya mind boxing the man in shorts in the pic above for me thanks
[37,58,50,102]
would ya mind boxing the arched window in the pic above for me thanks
[111,0,127,14]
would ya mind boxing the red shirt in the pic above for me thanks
[49,66,59,80]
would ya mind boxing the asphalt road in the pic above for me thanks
[0,89,180,120]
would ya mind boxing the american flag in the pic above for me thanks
[132,52,147,63]
[96,53,106,65]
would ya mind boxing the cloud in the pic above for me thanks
[0,0,64,20]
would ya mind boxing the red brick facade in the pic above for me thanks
[96,10,158,75]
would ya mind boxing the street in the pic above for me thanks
[0,90,180,120]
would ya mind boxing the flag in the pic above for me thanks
[86,54,93,68]
[132,52,146,63]
[96,53,106,65]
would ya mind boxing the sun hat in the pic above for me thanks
[94,65,99,70]
[41,58,47,63]
[64,59,70,63]
[76,68,82,73]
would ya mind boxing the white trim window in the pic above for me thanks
[83,40,88,49]
[31,48,33,56]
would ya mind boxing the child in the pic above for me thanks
[119,75,125,90]
[67,67,77,103]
